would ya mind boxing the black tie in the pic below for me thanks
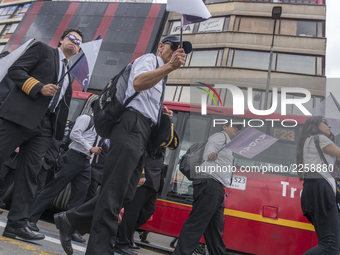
[50,59,68,112]
[157,76,168,127]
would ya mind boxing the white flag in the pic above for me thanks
[166,0,211,25]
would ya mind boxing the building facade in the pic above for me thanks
[163,0,326,114]
[0,0,32,52]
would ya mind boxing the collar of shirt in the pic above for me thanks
[58,48,68,66]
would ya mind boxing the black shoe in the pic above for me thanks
[0,210,3,215]
[71,230,86,243]
[139,231,150,243]
[114,244,138,255]
[27,221,39,232]
[0,202,5,208]
[3,226,45,240]
[128,242,140,249]
[54,212,74,255]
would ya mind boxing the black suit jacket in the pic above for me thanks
[0,41,72,140]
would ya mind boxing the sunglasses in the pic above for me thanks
[163,42,179,51]
[323,119,329,126]
[67,34,82,46]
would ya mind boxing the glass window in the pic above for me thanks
[188,50,219,67]
[168,116,210,198]
[184,52,192,66]
[169,21,194,35]
[0,24,10,39]
[296,20,316,37]
[229,50,271,70]
[223,17,230,31]
[7,5,18,15]
[198,17,225,33]
[12,5,23,19]
[277,53,316,75]
[8,23,18,34]
[317,56,323,76]
[238,17,274,34]
[0,24,5,34]
[216,49,223,66]
[317,21,323,37]
[67,98,87,122]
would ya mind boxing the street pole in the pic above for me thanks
[263,19,277,110]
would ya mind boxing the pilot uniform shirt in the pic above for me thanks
[199,131,233,187]
[124,53,164,125]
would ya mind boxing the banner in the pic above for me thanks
[225,127,278,159]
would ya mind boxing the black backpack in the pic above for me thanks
[179,132,228,181]
[93,63,138,139]
[179,141,207,181]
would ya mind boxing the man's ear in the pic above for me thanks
[158,42,164,53]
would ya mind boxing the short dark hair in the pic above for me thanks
[58,27,84,47]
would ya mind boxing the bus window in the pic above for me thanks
[67,98,87,122]
[234,121,300,176]
[166,115,210,202]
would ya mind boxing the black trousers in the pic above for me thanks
[29,149,91,223]
[117,185,157,246]
[85,178,99,202]
[0,165,15,204]
[173,178,227,255]
[35,167,55,198]
[0,115,53,228]
[67,111,151,255]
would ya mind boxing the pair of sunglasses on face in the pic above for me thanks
[163,42,179,51]
[67,34,82,46]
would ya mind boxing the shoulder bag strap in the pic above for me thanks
[217,131,228,153]
[314,135,329,166]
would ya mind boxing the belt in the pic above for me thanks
[126,107,155,128]
[70,149,91,160]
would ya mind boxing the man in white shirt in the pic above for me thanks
[173,121,242,255]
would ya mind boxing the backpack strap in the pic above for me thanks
[85,115,94,132]
[314,135,329,166]
[217,131,228,153]
[123,55,163,108]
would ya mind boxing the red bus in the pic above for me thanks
[140,101,316,255]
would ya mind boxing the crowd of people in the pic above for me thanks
[0,26,340,255]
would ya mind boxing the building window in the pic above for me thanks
[0,24,10,39]
[8,22,18,33]
[234,16,324,38]
[227,49,275,70]
[280,20,324,37]
[276,53,316,75]
[185,49,224,67]
[227,49,324,76]
[235,16,277,34]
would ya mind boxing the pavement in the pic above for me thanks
[0,209,174,255]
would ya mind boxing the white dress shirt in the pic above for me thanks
[124,53,164,125]
[48,48,70,111]
[69,114,100,157]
